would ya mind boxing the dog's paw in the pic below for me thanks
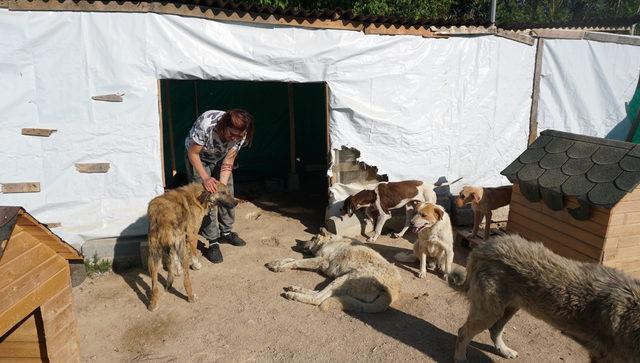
[418,270,427,279]
[282,291,296,300]
[190,258,202,270]
[283,286,301,292]
[497,346,518,359]
[188,294,198,303]
[265,258,295,272]
[366,236,378,243]
[391,232,403,239]
[147,302,159,312]
[441,273,448,281]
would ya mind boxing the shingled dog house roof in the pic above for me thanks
[501,130,640,218]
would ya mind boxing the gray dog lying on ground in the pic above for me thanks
[448,234,640,363]
[266,229,401,313]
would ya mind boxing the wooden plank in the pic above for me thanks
[40,287,73,324]
[1,314,38,342]
[610,200,640,214]
[364,23,434,37]
[603,258,640,272]
[74,163,110,173]
[511,185,610,225]
[157,80,166,188]
[45,320,79,362]
[0,358,46,362]
[47,335,80,363]
[606,223,640,238]
[532,29,585,39]
[603,243,640,262]
[508,208,602,259]
[584,32,640,46]
[507,217,596,262]
[0,267,69,336]
[163,80,177,178]
[91,94,123,102]
[495,29,536,46]
[0,254,64,311]
[510,193,609,234]
[619,187,640,201]
[41,303,73,340]
[1,183,40,193]
[605,235,640,250]
[0,230,37,265]
[10,0,364,32]
[528,38,544,144]
[17,214,82,261]
[0,244,54,291]
[21,128,56,137]
[510,201,606,250]
[0,341,47,358]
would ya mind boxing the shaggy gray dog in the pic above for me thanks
[449,234,640,363]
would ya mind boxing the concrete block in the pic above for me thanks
[81,235,146,270]
[452,203,475,226]
[326,213,373,238]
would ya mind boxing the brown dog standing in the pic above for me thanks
[455,185,512,240]
[146,182,237,311]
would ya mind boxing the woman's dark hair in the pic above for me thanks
[216,109,254,146]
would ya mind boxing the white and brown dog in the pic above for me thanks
[408,202,454,279]
[455,185,512,240]
[341,180,438,243]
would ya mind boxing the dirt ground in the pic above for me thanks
[74,193,589,362]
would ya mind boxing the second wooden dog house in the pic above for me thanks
[501,130,640,276]
[0,206,83,362]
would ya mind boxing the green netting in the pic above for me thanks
[161,80,326,185]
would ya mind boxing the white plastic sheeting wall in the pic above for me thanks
[538,39,640,139]
[0,9,537,246]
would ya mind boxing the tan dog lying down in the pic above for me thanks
[147,182,237,312]
[449,234,640,362]
[455,185,512,240]
[266,229,401,313]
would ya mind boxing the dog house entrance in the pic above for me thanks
[158,80,329,224]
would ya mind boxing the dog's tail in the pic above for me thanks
[447,266,469,293]
[320,293,392,313]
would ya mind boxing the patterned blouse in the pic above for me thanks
[184,110,246,164]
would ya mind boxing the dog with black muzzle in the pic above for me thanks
[408,202,454,279]
[147,182,237,311]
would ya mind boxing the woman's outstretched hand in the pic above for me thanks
[203,177,219,193]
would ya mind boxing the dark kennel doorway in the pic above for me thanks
[158,80,329,228]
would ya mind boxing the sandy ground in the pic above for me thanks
[74,193,588,362]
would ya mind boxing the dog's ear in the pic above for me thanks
[434,206,445,221]
[198,190,212,205]
[340,196,351,215]
[471,191,481,203]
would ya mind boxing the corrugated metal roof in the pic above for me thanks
[4,0,638,33]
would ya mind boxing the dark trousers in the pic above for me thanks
[185,156,235,241]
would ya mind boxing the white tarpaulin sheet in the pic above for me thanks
[0,9,535,246]
[538,39,640,139]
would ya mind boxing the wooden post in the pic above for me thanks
[157,80,166,188]
[325,83,336,186]
[528,38,545,145]
[164,81,177,177]
[288,83,296,174]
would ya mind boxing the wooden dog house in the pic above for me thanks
[501,130,640,276]
[0,207,83,362]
